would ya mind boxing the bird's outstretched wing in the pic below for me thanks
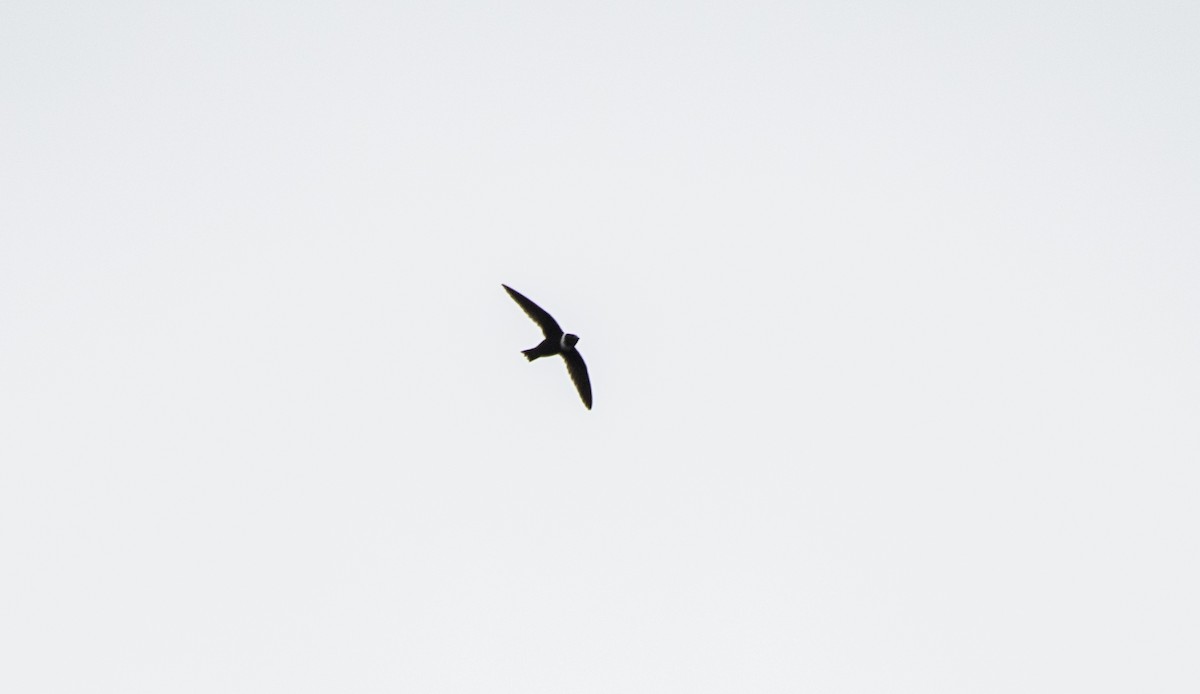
[562,350,592,410]
[502,284,562,338]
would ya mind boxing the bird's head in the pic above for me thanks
[560,333,580,350]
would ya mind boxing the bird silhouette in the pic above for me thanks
[502,284,592,410]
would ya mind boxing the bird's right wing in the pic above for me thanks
[502,284,562,338]
[563,350,592,410]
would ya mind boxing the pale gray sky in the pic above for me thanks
[2,2,1198,692]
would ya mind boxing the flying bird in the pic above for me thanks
[502,284,592,409]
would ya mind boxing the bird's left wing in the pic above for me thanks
[562,350,592,410]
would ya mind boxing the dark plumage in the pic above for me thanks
[502,284,592,410]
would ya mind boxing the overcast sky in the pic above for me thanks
[2,2,1198,692]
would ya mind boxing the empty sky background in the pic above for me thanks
[2,2,1198,692]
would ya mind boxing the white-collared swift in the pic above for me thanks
[502,284,592,410]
